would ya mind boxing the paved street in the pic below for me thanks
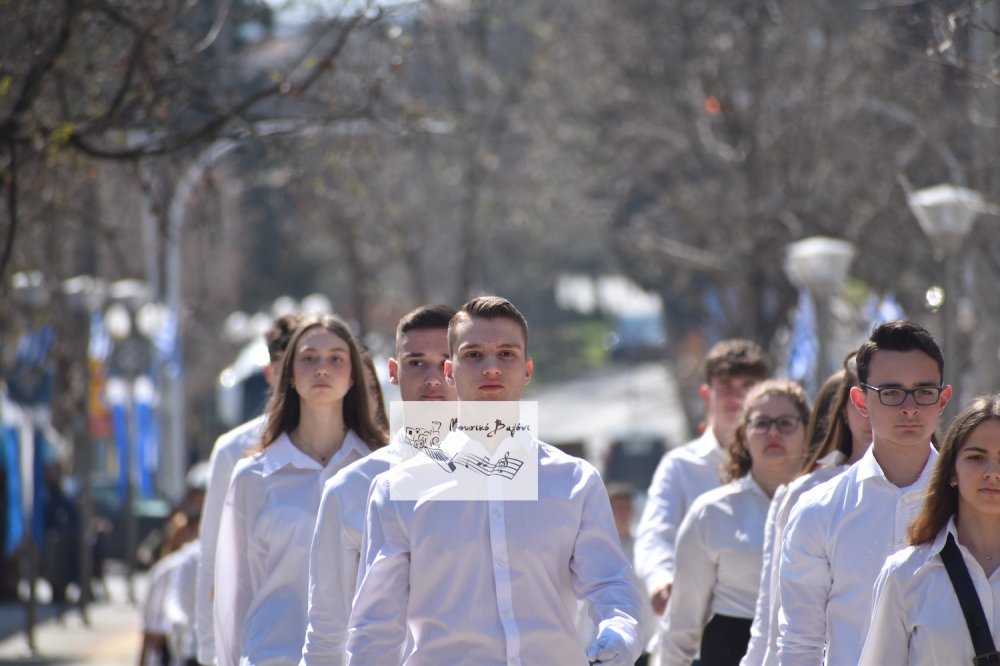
[0,568,144,665]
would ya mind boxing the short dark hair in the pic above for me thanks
[855,320,944,385]
[396,304,458,342]
[704,339,771,384]
[265,314,305,363]
[449,296,529,354]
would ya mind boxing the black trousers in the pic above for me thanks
[699,613,753,666]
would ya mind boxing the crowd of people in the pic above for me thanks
[135,299,1000,666]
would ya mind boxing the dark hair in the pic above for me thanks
[265,313,305,363]
[704,339,771,384]
[360,348,390,432]
[448,296,529,354]
[855,320,944,386]
[725,379,811,481]
[908,393,1000,545]
[260,315,388,451]
[396,304,458,342]
[605,482,638,502]
[801,353,862,473]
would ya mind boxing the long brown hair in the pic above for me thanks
[908,393,1000,545]
[260,315,388,451]
[724,379,811,481]
[801,353,861,474]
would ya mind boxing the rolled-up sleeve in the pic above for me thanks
[776,500,830,666]
[346,477,409,666]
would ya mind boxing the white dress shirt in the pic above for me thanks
[659,475,770,666]
[214,431,372,666]
[860,517,1000,665]
[635,429,726,595]
[741,455,847,666]
[301,433,409,665]
[196,415,266,665]
[347,435,642,666]
[164,540,200,663]
[777,444,937,666]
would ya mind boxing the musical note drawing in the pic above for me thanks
[452,451,524,479]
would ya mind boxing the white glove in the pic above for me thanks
[586,627,631,666]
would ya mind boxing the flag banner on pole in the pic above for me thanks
[788,287,818,388]
[3,425,24,554]
[107,379,131,506]
[9,325,56,406]
[134,377,159,499]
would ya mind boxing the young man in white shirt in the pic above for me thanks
[347,296,642,666]
[194,313,302,665]
[777,319,952,665]
[635,339,771,616]
[301,303,457,665]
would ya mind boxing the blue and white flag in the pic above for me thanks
[788,287,818,387]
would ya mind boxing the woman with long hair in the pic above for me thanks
[860,394,1000,664]
[660,379,810,666]
[213,315,387,665]
[741,354,872,666]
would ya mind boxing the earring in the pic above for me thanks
[950,481,957,487]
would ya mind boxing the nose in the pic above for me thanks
[425,367,444,386]
[482,355,501,375]
[985,458,1000,479]
[899,392,921,412]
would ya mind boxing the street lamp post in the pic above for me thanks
[905,184,984,426]
[784,237,857,393]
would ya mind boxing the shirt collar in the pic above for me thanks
[693,427,723,454]
[733,473,768,498]
[259,430,371,477]
[855,442,938,486]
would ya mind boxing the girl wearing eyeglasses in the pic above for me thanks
[860,394,1000,665]
[658,379,810,666]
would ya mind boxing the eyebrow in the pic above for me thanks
[961,446,989,454]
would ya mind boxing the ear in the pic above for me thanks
[388,358,399,385]
[444,359,455,386]
[698,383,711,408]
[849,385,869,417]
[523,358,534,386]
[937,385,953,415]
[263,363,276,386]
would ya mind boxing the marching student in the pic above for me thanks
[860,393,1000,665]
[636,340,771,618]
[301,303,457,664]
[660,379,809,666]
[777,320,951,665]
[195,313,302,665]
[347,296,642,665]
[214,315,387,665]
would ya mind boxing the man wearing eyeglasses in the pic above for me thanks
[776,320,951,666]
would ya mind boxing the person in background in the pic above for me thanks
[195,313,302,665]
[860,393,1000,664]
[741,354,872,666]
[778,320,951,665]
[214,315,387,666]
[659,379,809,666]
[301,303,457,664]
[360,348,390,433]
[636,340,771,618]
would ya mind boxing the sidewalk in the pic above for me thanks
[0,567,145,665]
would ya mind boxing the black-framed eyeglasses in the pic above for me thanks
[747,415,802,435]
[861,383,944,407]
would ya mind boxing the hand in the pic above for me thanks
[651,583,672,615]
[586,627,631,666]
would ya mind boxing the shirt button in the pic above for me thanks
[496,558,506,567]
[492,508,502,517]
[503,608,513,618]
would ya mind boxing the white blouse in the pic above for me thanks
[213,431,372,666]
[659,474,771,666]
[860,518,1000,666]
